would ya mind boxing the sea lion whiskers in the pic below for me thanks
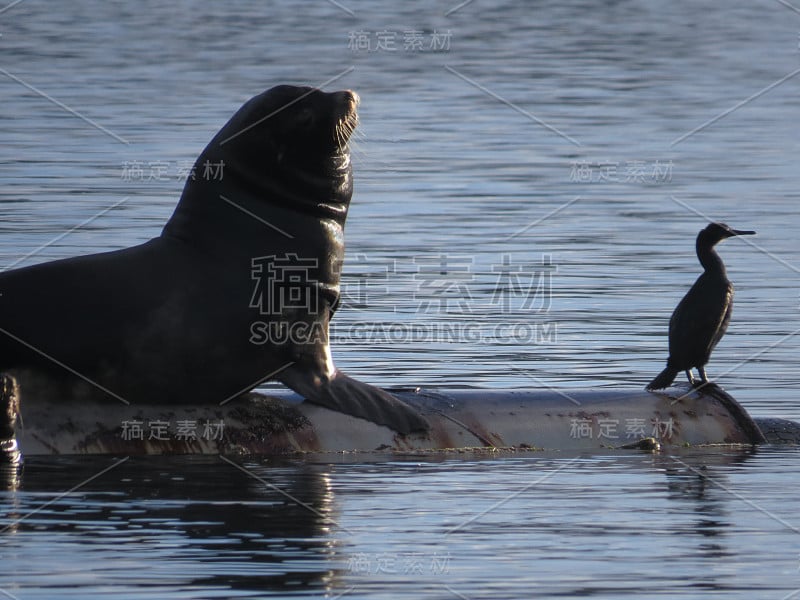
[340,124,394,172]
[332,89,359,151]
[351,125,367,142]
[334,111,358,151]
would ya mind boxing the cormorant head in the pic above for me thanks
[698,222,755,248]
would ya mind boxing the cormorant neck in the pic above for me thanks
[697,239,726,275]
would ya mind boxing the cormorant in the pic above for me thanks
[646,222,755,391]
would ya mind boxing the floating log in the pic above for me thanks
[3,379,795,459]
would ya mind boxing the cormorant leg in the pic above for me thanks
[684,370,695,385]
[697,367,708,383]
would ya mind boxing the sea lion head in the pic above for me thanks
[229,85,359,159]
[212,85,359,209]
[164,85,361,242]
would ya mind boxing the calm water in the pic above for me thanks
[2,0,800,597]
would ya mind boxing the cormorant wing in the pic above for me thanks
[668,276,733,366]
[706,284,734,356]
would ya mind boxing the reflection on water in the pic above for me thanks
[2,0,800,597]
[2,451,800,599]
[2,457,342,597]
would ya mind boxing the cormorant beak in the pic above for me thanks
[730,229,756,236]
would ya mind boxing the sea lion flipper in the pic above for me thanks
[279,367,429,435]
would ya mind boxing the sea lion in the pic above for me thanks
[0,85,428,434]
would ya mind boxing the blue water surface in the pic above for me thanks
[1,1,799,598]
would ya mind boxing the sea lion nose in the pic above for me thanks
[335,90,359,107]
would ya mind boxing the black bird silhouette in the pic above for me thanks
[646,222,755,391]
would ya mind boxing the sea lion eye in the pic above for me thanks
[296,108,315,130]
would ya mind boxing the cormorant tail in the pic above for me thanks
[646,366,679,391]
